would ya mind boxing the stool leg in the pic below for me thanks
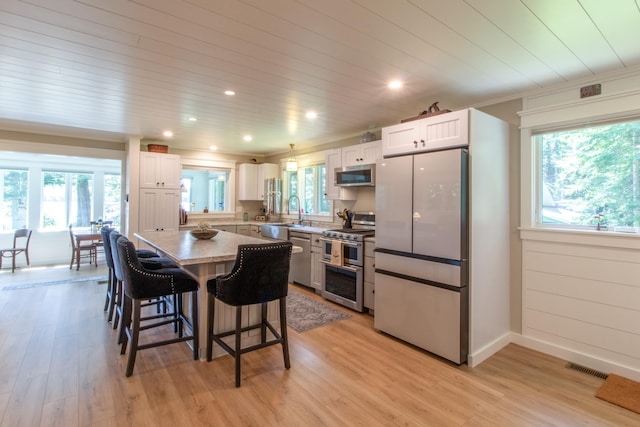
[280,297,291,369]
[206,293,216,361]
[125,299,142,377]
[119,294,132,352]
[191,290,199,360]
[261,302,267,343]
[113,279,122,330]
[235,306,242,387]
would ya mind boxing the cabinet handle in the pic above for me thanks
[413,140,418,147]
[421,139,425,147]
[156,182,160,186]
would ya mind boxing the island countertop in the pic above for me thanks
[134,230,300,266]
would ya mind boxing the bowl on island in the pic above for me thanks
[190,229,219,240]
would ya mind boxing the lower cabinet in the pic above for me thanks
[139,189,180,232]
[364,239,375,311]
[250,225,260,237]
[213,225,236,233]
[309,233,323,291]
[236,225,251,236]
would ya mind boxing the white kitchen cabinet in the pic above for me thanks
[309,233,323,291]
[250,224,261,238]
[381,109,468,157]
[341,140,382,166]
[324,148,356,200]
[239,163,279,200]
[212,224,236,233]
[139,152,181,189]
[139,188,181,232]
[364,239,375,311]
[236,225,251,236]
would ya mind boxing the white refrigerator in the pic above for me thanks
[374,148,469,364]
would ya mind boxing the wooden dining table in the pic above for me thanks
[73,232,102,270]
[134,229,301,359]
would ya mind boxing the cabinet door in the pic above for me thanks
[139,189,180,231]
[341,145,363,166]
[236,225,251,236]
[375,156,413,253]
[257,163,279,200]
[310,234,323,291]
[420,109,468,152]
[140,152,181,189]
[238,164,258,200]
[324,149,356,200]
[381,121,421,157]
[250,225,260,237]
[360,140,382,164]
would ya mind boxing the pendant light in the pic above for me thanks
[286,143,298,172]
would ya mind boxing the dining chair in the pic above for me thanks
[0,229,33,273]
[115,236,199,377]
[206,241,293,387]
[68,225,97,270]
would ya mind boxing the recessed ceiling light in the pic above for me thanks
[209,145,217,151]
[163,130,173,137]
[305,110,318,119]
[388,80,403,90]
[243,135,253,142]
[188,117,197,122]
[224,90,236,96]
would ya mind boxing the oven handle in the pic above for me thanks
[319,258,362,272]
[318,237,362,248]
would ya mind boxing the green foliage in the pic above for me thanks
[541,120,640,227]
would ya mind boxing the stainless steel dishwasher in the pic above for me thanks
[288,230,311,287]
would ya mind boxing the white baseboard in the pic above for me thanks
[468,332,512,367]
[511,334,640,382]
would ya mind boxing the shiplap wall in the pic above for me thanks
[522,236,640,376]
[518,68,640,381]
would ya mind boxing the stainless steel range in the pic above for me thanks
[319,212,374,312]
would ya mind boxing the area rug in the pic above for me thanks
[286,291,351,333]
[2,276,107,291]
[595,374,640,414]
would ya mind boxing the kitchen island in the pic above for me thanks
[134,229,300,359]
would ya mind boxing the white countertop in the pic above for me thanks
[135,230,301,266]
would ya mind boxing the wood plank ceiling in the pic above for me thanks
[0,0,639,155]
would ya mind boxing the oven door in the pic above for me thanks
[319,238,364,266]
[320,259,364,312]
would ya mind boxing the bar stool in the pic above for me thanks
[109,231,177,337]
[115,236,199,377]
[206,241,293,387]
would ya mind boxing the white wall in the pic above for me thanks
[517,67,640,381]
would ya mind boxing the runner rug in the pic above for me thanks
[286,290,351,333]
[595,374,640,414]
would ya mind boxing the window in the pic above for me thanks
[537,118,640,229]
[0,169,28,231]
[182,168,230,212]
[103,173,122,225]
[42,171,94,229]
[286,164,330,215]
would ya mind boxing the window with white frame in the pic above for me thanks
[0,169,28,231]
[535,118,640,229]
[181,168,231,212]
[0,151,122,232]
[285,164,330,216]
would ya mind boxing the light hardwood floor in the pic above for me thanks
[0,266,638,426]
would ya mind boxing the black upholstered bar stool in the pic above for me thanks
[115,237,199,377]
[206,241,293,387]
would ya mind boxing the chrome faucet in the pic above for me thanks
[288,195,303,224]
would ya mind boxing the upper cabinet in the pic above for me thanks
[341,140,382,167]
[239,163,279,200]
[381,109,469,157]
[139,152,182,189]
[324,148,356,200]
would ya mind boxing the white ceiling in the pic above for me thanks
[1,0,639,156]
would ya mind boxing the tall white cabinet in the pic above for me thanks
[238,163,279,201]
[139,152,181,232]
